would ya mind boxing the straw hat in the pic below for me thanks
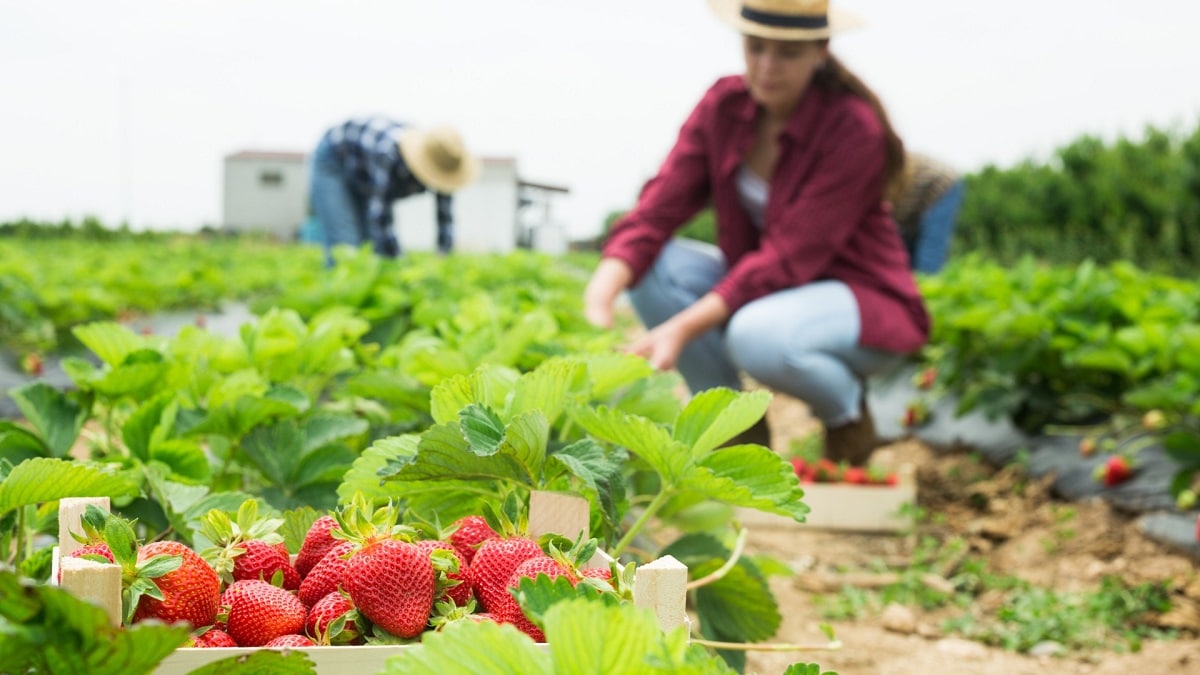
[708,0,865,41]
[397,126,481,194]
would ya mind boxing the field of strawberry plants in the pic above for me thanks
[3,224,1200,674]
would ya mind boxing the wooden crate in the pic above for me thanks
[736,463,917,533]
[51,494,688,674]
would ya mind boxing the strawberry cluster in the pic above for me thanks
[78,495,619,649]
[790,457,898,486]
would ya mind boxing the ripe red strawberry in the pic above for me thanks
[344,538,436,639]
[812,458,841,483]
[581,567,613,583]
[192,628,238,648]
[69,542,115,563]
[305,591,361,645]
[842,466,868,485]
[232,539,300,590]
[915,366,937,390]
[495,555,576,642]
[294,515,339,578]
[264,634,315,648]
[416,539,472,607]
[448,515,497,565]
[470,536,543,614]
[297,540,355,608]
[1094,455,1134,487]
[223,579,306,647]
[1195,514,1200,544]
[132,541,221,629]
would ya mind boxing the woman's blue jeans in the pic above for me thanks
[309,135,368,267]
[627,239,903,426]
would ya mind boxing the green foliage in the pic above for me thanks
[0,568,191,675]
[957,120,1200,273]
[384,595,734,674]
[911,254,1200,495]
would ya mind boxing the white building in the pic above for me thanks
[222,150,569,253]
[222,150,309,239]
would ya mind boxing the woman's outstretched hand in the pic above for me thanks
[583,257,634,329]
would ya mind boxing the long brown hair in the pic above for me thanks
[812,49,906,194]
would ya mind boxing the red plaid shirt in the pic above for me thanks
[603,76,930,354]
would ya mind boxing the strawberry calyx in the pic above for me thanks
[198,499,286,585]
[330,492,417,552]
[428,598,483,631]
[481,491,530,541]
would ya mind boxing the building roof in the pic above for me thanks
[519,179,570,194]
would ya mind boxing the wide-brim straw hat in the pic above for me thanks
[708,0,865,41]
[397,126,481,194]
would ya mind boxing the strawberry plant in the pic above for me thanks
[0,568,191,675]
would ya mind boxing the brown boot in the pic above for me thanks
[823,400,878,465]
[723,417,772,450]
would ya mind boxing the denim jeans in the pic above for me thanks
[909,180,965,274]
[309,135,368,267]
[627,239,903,426]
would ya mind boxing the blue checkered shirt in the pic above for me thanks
[324,117,453,255]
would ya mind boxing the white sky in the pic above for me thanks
[3,1,1199,239]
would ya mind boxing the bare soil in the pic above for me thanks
[739,394,1200,675]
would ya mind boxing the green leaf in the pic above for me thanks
[0,458,138,518]
[389,423,531,485]
[480,308,558,367]
[122,393,176,462]
[1063,346,1135,373]
[240,420,303,485]
[149,439,211,484]
[460,404,506,456]
[570,405,691,483]
[382,620,550,674]
[582,352,656,401]
[509,358,587,427]
[0,421,50,463]
[673,388,771,456]
[72,321,146,367]
[547,439,625,526]
[7,381,89,458]
[544,597,669,675]
[429,365,522,425]
[293,444,357,487]
[339,435,421,504]
[301,414,368,454]
[184,649,319,675]
[688,445,808,520]
[279,506,322,554]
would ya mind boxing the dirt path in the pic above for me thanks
[736,394,1200,675]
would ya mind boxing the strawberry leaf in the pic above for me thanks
[0,458,137,519]
[460,404,506,455]
[508,358,587,427]
[673,388,771,456]
[183,649,318,675]
[6,382,89,459]
[384,619,550,673]
[0,569,190,675]
[570,405,691,482]
[690,445,808,521]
